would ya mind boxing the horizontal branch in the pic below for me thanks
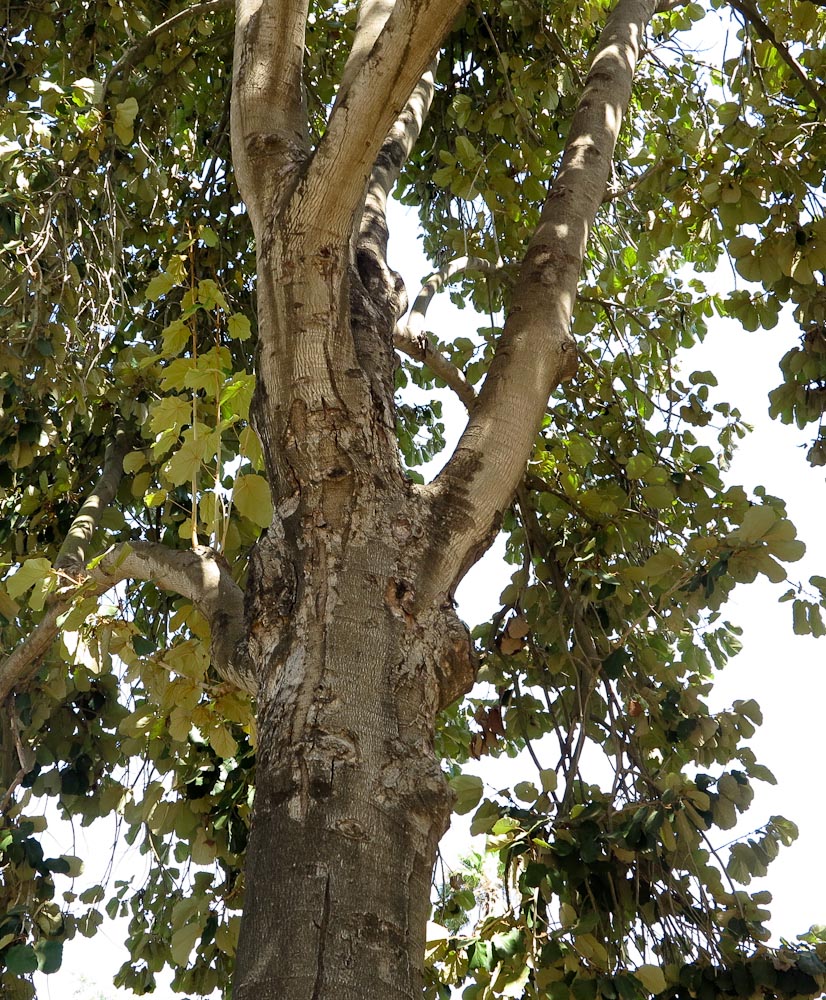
[0,542,254,703]
[404,256,502,341]
[422,0,659,599]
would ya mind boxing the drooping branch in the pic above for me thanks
[423,0,659,598]
[103,0,233,96]
[295,0,469,241]
[0,542,254,704]
[231,0,311,222]
[54,424,132,574]
[727,0,826,114]
[404,256,502,340]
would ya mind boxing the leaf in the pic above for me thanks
[468,939,495,971]
[450,773,484,815]
[7,558,52,600]
[162,318,190,356]
[197,278,228,310]
[227,313,252,341]
[514,781,537,802]
[539,768,558,793]
[198,225,219,247]
[146,270,177,301]
[737,505,777,543]
[170,919,202,968]
[164,431,208,486]
[5,943,38,974]
[122,450,146,474]
[626,454,654,479]
[114,96,139,144]
[208,724,238,759]
[233,473,273,528]
[34,938,63,974]
[0,587,20,620]
[72,77,103,105]
[635,964,666,995]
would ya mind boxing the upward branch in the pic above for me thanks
[54,424,131,574]
[231,0,311,223]
[423,0,659,598]
[294,0,468,242]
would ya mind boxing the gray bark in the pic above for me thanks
[229,0,658,995]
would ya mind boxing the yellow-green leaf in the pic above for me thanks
[146,270,177,301]
[208,724,238,759]
[162,319,190,356]
[233,473,273,528]
[635,964,667,994]
[7,558,52,600]
[227,313,252,341]
[114,96,139,144]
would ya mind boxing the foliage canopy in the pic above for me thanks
[1,0,826,998]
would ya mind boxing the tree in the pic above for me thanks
[2,0,826,998]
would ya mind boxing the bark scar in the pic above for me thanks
[312,871,332,1000]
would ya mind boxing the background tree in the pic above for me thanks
[1,1,826,999]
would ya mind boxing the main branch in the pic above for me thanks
[231,0,311,222]
[423,0,659,598]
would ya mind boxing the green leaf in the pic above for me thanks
[170,919,202,968]
[34,938,63,974]
[468,939,495,971]
[5,943,38,974]
[7,558,52,600]
[626,454,654,479]
[227,313,252,341]
[233,474,273,528]
[72,77,103,105]
[449,773,484,815]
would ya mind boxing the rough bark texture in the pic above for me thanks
[229,1,655,997]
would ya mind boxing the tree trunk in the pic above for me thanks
[234,537,455,1000]
[231,226,474,999]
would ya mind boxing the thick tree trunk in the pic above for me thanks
[231,216,474,998]
[234,532,455,1000]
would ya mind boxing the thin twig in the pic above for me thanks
[103,0,233,96]
[728,0,826,114]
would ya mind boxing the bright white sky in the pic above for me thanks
[35,198,825,998]
[387,198,826,943]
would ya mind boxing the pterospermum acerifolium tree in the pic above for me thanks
[2,0,826,998]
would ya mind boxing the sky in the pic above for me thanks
[388,197,826,943]
[31,197,826,998]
